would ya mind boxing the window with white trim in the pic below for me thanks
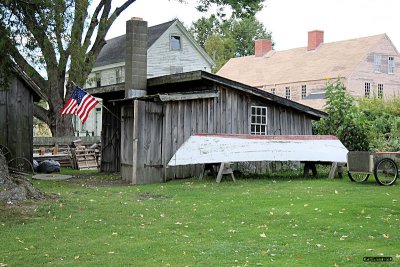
[170,35,182,50]
[95,72,101,87]
[301,85,307,99]
[115,67,124,83]
[364,82,370,98]
[285,87,290,99]
[388,56,395,74]
[374,54,381,72]
[250,106,268,135]
[271,88,276,94]
[378,83,384,98]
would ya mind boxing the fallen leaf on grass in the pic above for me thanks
[74,255,80,260]
[175,222,182,225]
[340,235,348,241]
[383,234,389,238]
[260,233,267,238]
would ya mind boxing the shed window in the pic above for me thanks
[301,85,307,99]
[378,83,384,98]
[374,54,381,72]
[170,35,182,50]
[388,56,395,74]
[364,82,370,98]
[285,87,291,99]
[270,88,276,94]
[250,106,268,135]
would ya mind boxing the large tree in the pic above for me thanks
[191,15,272,72]
[0,0,264,137]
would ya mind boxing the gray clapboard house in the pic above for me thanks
[0,64,46,167]
[80,19,215,136]
[87,18,326,184]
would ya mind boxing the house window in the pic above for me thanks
[271,88,276,94]
[116,67,123,83]
[378,84,384,98]
[388,56,395,74]
[95,72,101,87]
[285,87,291,99]
[251,106,268,135]
[364,82,370,98]
[301,85,307,99]
[170,35,182,50]
[374,54,381,72]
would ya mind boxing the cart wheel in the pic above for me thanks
[8,157,35,175]
[374,158,398,186]
[348,172,369,183]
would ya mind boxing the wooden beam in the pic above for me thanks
[158,91,218,102]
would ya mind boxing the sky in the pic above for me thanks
[106,0,400,51]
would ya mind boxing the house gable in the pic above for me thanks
[147,20,214,77]
[347,34,400,98]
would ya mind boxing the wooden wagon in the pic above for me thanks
[347,151,399,186]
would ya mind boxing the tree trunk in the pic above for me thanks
[49,112,75,137]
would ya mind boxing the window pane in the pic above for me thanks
[170,35,181,50]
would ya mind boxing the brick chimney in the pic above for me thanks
[255,39,272,57]
[125,17,147,98]
[308,30,324,51]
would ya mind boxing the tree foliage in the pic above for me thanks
[190,15,272,72]
[0,0,265,136]
[313,80,369,151]
[314,80,400,152]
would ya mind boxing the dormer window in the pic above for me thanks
[388,56,395,74]
[170,35,181,50]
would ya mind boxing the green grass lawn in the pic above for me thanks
[0,169,399,266]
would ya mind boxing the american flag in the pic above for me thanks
[60,86,99,124]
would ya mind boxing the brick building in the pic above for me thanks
[217,31,400,110]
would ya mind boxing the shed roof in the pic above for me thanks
[12,64,46,102]
[94,20,175,68]
[217,34,387,87]
[106,71,326,119]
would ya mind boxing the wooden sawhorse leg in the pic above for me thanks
[216,162,236,183]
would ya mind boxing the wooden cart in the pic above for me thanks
[347,151,399,186]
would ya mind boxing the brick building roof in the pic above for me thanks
[217,34,386,87]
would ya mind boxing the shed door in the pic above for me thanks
[134,101,164,184]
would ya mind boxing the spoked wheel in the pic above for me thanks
[348,172,370,183]
[374,158,398,186]
[8,157,35,175]
[0,144,12,161]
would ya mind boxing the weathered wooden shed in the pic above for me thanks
[86,18,326,184]
[0,65,46,165]
[90,70,326,184]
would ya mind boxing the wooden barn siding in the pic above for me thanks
[101,101,121,172]
[0,76,33,162]
[161,85,313,179]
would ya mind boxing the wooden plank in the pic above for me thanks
[158,91,218,101]
[226,89,232,133]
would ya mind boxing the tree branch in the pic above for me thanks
[33,103,50,124]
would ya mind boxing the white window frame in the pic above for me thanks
[250,106,268,135]
[378,83,384,98]
[364,82,370,98]
[301,85,307,99]
[388,56,395,74]
[170,34,182,51]
[115,67,124,84]
[95,72,101,87]
[374,54,382,72]
[271,88,276,94]
[285,87,291,99]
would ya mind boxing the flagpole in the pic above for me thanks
[69,81,121,122]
